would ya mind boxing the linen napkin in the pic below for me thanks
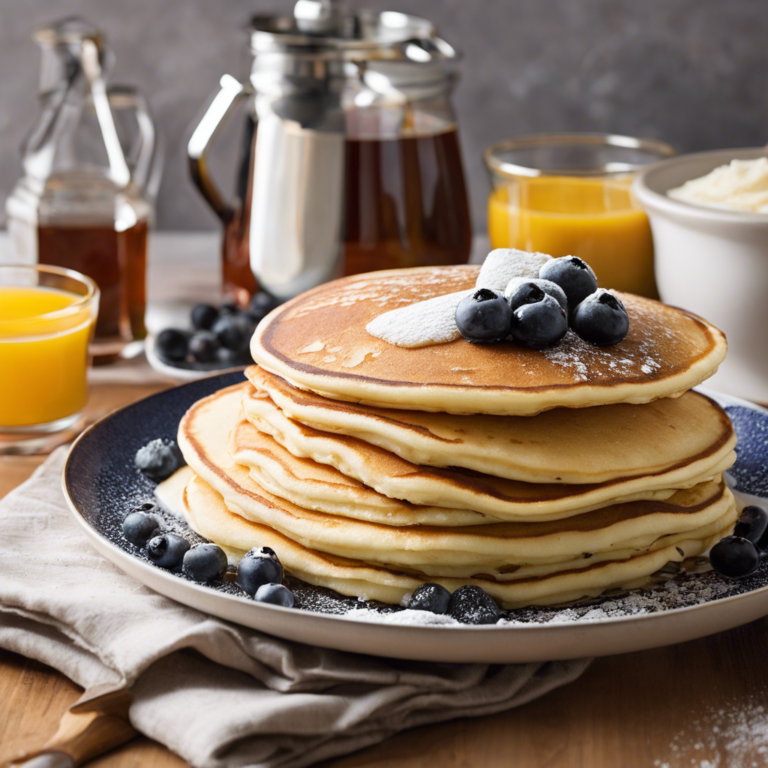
[0,450,591,768]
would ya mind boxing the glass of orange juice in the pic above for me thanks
[0,264,99,454]
[484,134,675,298]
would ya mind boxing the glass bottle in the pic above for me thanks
[5,17,159,361]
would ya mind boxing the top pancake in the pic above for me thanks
[250,266,727,415]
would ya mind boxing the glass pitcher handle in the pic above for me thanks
[106,84,161,200]
[187,74,250,224]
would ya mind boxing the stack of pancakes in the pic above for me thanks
[177,266,738,609]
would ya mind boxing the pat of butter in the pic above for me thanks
[366,289,473,348]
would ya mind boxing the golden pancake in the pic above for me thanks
[178,384,736,578]
[247,365,736,485]
[240,385,734,519]
[183,473,735,608]
[250,266,727,415]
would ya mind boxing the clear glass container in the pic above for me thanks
[484,133,676,298]
[0,264,98,455]
[188,4,472,303]
[4,17,158,361]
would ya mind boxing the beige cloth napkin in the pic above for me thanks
[0,450,591,768]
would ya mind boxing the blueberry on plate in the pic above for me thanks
[188,331,220,363]
[407,583,451,614]
[571,289,630,347]
[212,314,254,352]
[122,510,163,547]
[505,278,568,314]
[510,293,568,349]
[155,328,188,363]
[734,505,768,546]
[539,256,598,309]
[191,303,219,331]
[246,291,278,323]
[235,547,284,597]
[448,585,501,625]
[183,543,228,582]
[146,533,190,570]
[254,583,295,608]
[455,288,512,343]
[709,535,760,579]
[135,439,185,482]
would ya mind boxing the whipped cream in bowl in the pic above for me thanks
[668,156,768,214]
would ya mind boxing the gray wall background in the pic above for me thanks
[1,0,767,233]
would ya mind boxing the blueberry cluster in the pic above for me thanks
[129,440,295,605]
[407,583,501,624]
[455,256,630,349]
[709,505,768,579]
[156,291,279,370]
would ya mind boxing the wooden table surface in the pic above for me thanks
[2,381,768,768]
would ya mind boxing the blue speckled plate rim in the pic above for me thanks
[61,375,768,633]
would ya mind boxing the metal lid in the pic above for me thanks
[249,1,457,62]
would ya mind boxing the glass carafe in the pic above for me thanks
[188,1,472,304]
[4,17,159,361]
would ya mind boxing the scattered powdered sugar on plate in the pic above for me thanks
[366,289,473,347]
[476,249,552,290]
[344,607,461,626]
[654,691,768,767]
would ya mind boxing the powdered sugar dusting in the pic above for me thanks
[653,692,768,767]
[541,321,663,382]
[366,289,473,348]
[293,267,472,320]
[476,249,553,290]
[344,607,461,626]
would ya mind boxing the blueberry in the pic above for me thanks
[571,289,630,347]
[505,278,568,314]
[191,303,219,331]
[455,288,512,343]
[183,543,228,582]
[188,331,220,363]
[254,583,295,608]
[235,547,284,597]
[146,533,190,570]
[510,293,568,349]
[155,328,188,363]
[539,256,598,309]
[135,439,185,482]
[216,346,251,367]
[246,291,278,323]
[709,535,760,579]
[219,296,241,315]
[448,585,501,625]
[212,314,253,352]
[734,506,768,547]
[122,510,163,547]
[407,583,451,614]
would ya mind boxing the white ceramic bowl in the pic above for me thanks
[633,147,768,403]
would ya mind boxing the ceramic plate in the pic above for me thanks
[63,373,768,663]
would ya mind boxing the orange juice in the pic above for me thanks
[488,175,658,298]
[0,286,94,427]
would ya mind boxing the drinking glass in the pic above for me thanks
[484,133,675,298]
[0,264,99,454]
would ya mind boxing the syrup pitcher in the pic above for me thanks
[5,17,160,361]
[188,0,472,303]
